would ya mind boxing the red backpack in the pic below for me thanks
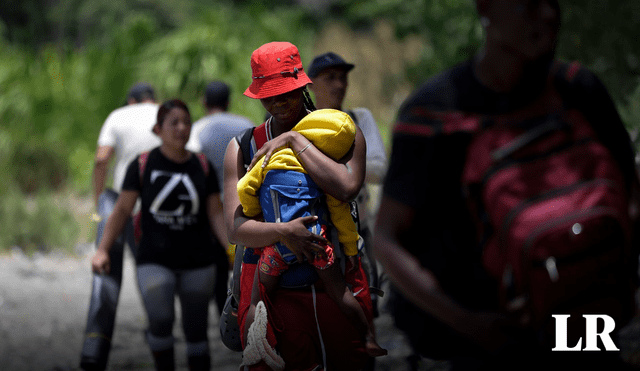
[132,151,209,246]
[404,62,637,338]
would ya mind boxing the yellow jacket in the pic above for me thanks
[237,109,359,256]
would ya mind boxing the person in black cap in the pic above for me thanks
[124,82,156,106]
[80,82,160,371]
[307,51,388,316]
[307,52,355,110]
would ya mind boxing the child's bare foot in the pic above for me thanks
[365,337,388,357]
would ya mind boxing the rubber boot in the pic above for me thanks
[151,348,175,371]
[188,355,211,371]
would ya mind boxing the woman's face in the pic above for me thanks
[484,0,561,61]
[260,87,306,127]
[156,107,192,149]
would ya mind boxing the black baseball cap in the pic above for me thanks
[307,52,355,78]
[205,81,230,107]
[126,82,155,103]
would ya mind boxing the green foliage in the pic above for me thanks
[0,1,316,251]
[0,187,80,255]
[10,140,68,194]
[559,2,640,104]
[2,0,640,253]
[334,0,482,84]
[0,0,194,49]
[330,0,640,138]
[137,5,315,123]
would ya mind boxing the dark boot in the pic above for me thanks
[151,348,175,371]
[188,355,211,371]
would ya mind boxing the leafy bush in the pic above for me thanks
[137,5,316,123]
[1,0,639,253]
[10,140,68,194]
[0,2,317,252]
[0,188,80,255]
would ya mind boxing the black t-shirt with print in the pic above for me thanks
[122,147,220,269]
[383,59,638,359]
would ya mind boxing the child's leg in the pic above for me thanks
[316,263,387,357]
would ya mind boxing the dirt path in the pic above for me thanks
[0,244,420,371]
[2,244,640,371]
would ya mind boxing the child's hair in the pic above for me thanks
[156,99,191,127]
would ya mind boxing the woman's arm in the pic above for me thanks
[207,193,228,248]
[223,139,328,262]
[92,190,138,274]
[247,127,367,202]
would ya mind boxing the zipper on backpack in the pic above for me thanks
[544,256,559,283]
[498,178,619,256]
[522,206,623,284]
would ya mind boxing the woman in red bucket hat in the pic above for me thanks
[222,41,374,371]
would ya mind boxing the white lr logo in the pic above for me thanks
[552,314,619,351]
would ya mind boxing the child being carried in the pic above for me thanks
[237,109,387,358]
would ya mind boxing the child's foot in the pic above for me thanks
[365,338,388,357]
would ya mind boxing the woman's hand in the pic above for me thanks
[91,249,111,275]
[280,215,329,262]
[247,131,302,171]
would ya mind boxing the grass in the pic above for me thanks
[0,188,95,256]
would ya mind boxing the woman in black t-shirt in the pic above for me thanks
[92,99,227,371]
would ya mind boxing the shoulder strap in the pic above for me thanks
[237,121,269,169]
[138,151,150,187]
[554,60,581,84]
[236,126,255,169]
[550,61,581,101]
[195,152,210,177]
[347,110,359,126]
[253,122,269,149]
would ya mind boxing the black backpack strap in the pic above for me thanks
[138,151,150,187]
[346,109,359,126]
[235,126,255,170]
[195,152,210,177]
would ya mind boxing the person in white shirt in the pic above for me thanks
[81,82,161,371]
[93,83,162,204]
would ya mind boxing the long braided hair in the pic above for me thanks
[303,88,316,112]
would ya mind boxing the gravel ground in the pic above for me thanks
[2,244,640,371]
[0,244,422,371]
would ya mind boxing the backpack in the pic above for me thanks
[406,62,637,341]
[236,121,365,270]
[132,150,209,247]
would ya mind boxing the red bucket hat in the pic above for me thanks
[244,41,313,99]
